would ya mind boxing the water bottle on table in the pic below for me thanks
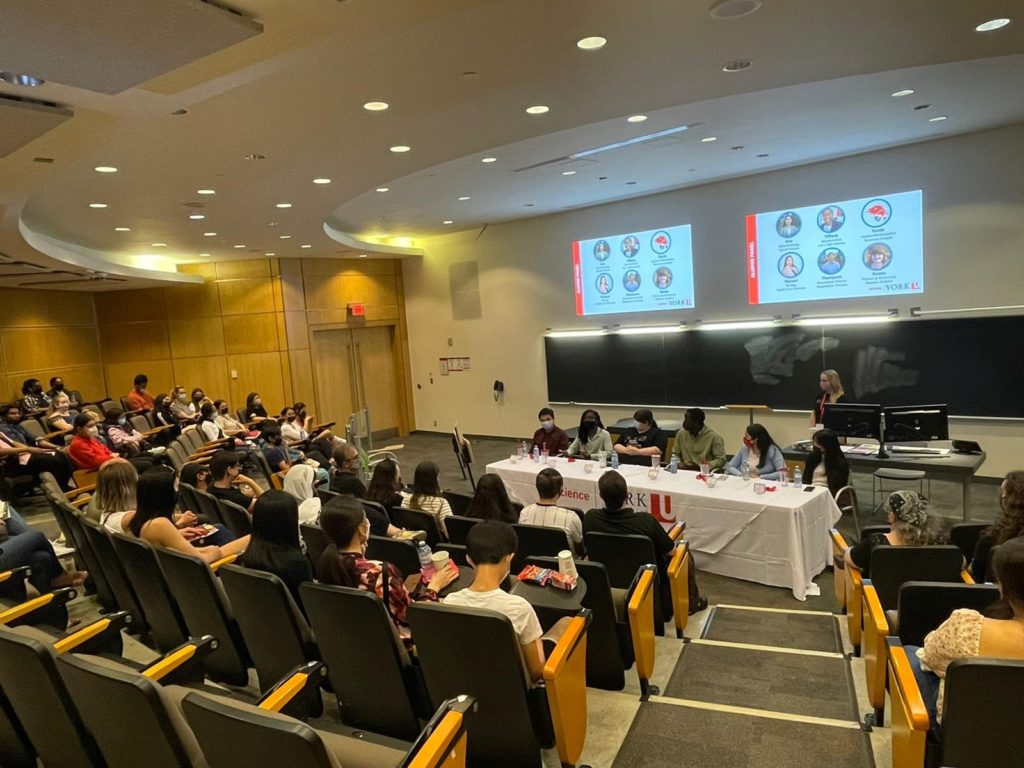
[741,460,750,482]
[610,452,619,470]
[532,445,540,463]
[794,466,803,489]
[668,455,679,474]
[417,542,433,574]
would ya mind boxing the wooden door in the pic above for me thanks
[351,325,400,437]
[311,329,356,428]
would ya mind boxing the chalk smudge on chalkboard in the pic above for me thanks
[745,332,839,385]
[853,346,920,398]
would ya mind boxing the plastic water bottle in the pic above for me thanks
[517,442,524,459]
[741,460,750,482]
[668,455,679,474]
[532,445,540,463]
[522,440,529,458]
[598,452,608,468]
[611,452,620,470]
[794,466,803,489]
[416,542,432,572]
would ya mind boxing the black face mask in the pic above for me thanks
[32,385,43,394]
[52,383,64,392]
[582,420,597,431]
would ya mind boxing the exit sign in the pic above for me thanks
[348,303,366,317]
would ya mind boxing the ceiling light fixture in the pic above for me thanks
[443,220,454,225]
[189,214,205,220]
[617,325,685,336]
[975,18,1011,32]
[197,189,215,195]
[363,101,389,111]
[576,36,607,51]
[389,145,411,153]
[793,314,894,327]
[699,320,775,331]
[234,244,245,248]
[358,254,368,258]
[279,235,291,239]
[0,72,44,87]
[929,115,948,122]
[151,243,167,247]
[626,115,648,123]
[94,166,118,173]
[546,329,606,338]
[525,105,550,115]
[481,157,497,163]
[562,170,576,176]
[265,252,276,256]
[376,187,390,192]
[203,232,217,237]
[313,178,331,184]
[301,244,312,249]
[114,227,131,232]
[88,203,108,208]
[722,59,752,72]
[891,89,915,97]
[701,136,718,143]
[458,196,471,201]
[709,0,762,19]
[276,202,293,208]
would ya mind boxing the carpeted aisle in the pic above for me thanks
[700,605,842,653]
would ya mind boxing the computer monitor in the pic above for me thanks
[883,404,949,442]
[822,403,882,440]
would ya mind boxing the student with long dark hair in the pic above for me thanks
[245,392,268,423]
[400,461,452,535]
[802,429,850,495]
[971,470,1024,580]
[317,495,455,642]
[465,473,518,523]
[241,490,312,605]
[566,408,613,460]
[726,423,787,480]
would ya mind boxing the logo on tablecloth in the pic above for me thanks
[649,493,675,523]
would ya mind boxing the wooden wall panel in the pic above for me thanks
[223,313,280,355]
[172,356,230,398]
[218,278,275,316]
[227,352,286,413]
[0,289,95,327]
[94,288,166,324]
[169,318,225,359]
[288,349,315,409]
[284,311,309,350]
[104,360,175,399]
[216,259,272,280]
[97,321,171,363]
[2,326,100,372]
[164,282,221,320]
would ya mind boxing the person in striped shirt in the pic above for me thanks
[518,468,583,554]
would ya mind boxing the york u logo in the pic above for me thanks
[626,491,675,523]
[884,282,913,291]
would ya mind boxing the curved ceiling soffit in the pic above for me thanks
[322,221,425,257]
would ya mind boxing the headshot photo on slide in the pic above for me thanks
[817,248,845,275]
[621,235,640,258]
[776,212,802,238]
[864,243,892,270]
[653,266,673,289]
[817,206,845,233]
[623,270,642,292]
[778,253,803,278]
[593,240,611,261]
[596,273,613,295]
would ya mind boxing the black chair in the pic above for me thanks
[366,535,421,579]
[511,523,571,573]
[896,581,1000,647]
[217,498,253,537]
[109,533,189,652]
[939,659,1024,768]
[154,548,251,686]
[869,545,967,611]
[950,522,989,562]
[444,515,479,545]
[300,582,426,741]
[300,523,329,572]
[218,564,321,716]
[442,490,472,517]
[78,518,149,635]
[525,556,626,691]
[389,506,443,547]
[185,486,226,527]
[253,450,278,486]
[584,531,672,627]
[0,691,33,768]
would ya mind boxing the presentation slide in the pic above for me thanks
[573,224,695,316]
[745,190,924,305]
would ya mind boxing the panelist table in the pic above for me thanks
[782,441,986,521]
[487,457,840,601]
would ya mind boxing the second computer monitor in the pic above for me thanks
[822,403,882,441]
[883,404,949,442]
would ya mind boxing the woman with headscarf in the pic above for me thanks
[282,463,321,525]
[844,490,945,577]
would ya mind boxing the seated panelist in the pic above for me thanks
[566,409,613,460]
[613,409,667,466]
[725,423,786,480]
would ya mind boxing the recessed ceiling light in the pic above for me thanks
[89,203,108,208]
[891,89,915,97]
[363,101,389,111]
[481,157,497,163]
[276,202,293,208]
[976,18,1011,32]
[389,145,411,153]
[199,253,210,257]
[701,136,718,143]
[279,235,291,239]
[189,214,205,220]
[151,243,167,247]
[722,59,752,72]
[627,115,648,123]
[525,105,550,115]
[197,189,215,195]
[443,220,454,225]
[203,232,217,237]
[458,196,471,201]
[265,252,276,256]
[114,227,131,232]
[301,244,312,249]
[376,187,390,192]
[562,170,577,176]
[576,36,607,51]
[358,254,368,258]
[313,178,331,184]
[929,115,948,122]
[234,244,246,248]
[94,166,118,173]
[0,72,44,87]
[709,0,762,19]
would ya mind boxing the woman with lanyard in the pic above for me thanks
[813,369,847,426]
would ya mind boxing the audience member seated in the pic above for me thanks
[208,450,264,512]
[530,407,570,456]
[400,461,453,537]
[280,404,312,444]
[845,490,945,577]
[971,470,1024,581]
[240,490,313,606]
[191,387,210,413]
[0,489,87,602]
[245,391,269,423]
[198,402,226,443]
[465,472,518,523]
[214,400,248,437]
[170,386,198,423]
[330,442,366,497]
[443,521,547,680]
[802,428,850,495]
[152,393,178,429]
[519,468,583,552]
[671,407,726,471]
[178,462,211,493]
[46,376,76,407]
[566,408,613,460]
[68,413,154,474]
[125,373,156,412]
[613,408,668,466]
[103,407,158,460]
[584,469,707,613]
[282,463,321,524]
[0,403,74,490]
[364,458,413,539]
[84,458,140,533]
[726,422,787,480]
[129,469,247,564]
[262,424,330,485]
[910,537,1024,726]
[317,495,456,644]
[19,378,51,413]
[45,392,75,436]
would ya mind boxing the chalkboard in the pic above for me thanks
[545,316,1020,417]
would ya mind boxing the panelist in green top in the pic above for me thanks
[671,407,726,471]
[566,408,613,460]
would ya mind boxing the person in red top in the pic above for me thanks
[530,407,570,455]
[66,413,117,471]
[125,373,155,412]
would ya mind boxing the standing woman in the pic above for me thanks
[802,429,850,496]
[726,423,787,480]
[566,409,613,460]
[813,369,847,425]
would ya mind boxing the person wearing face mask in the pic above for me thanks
[46,376,74,406]
[813,369,847,426]
[801,429,849,496]
[170,386,199,423]
[613,408,668,466]
[245,391,269,423]
[671,407,726,471]
[67,413,118,471]
[318,495,456,644]
[566,409,613,460]
[530,408,569,455]
[0,402,75,490]
[126,373,156,412]
[208,450,264,512]
[725,423,787,480]
[191,388,209,412]
[213,399,247,437]
[19,378,51,413]
[45,392,75,436]
[330,442,367,497]
[102,407,159,470]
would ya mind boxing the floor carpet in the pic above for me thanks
[701,606,842,653]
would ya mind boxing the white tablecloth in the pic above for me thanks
[486,457,841,601]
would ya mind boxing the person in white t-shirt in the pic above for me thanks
[518,468,583,553]
[443,521,545,681]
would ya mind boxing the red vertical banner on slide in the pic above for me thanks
[572,240,584,315]
[745,215,760,305]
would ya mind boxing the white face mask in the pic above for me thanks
[540,419,554,432]
[178,393,188,403]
